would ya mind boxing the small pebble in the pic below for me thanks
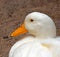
[3,36,9,39]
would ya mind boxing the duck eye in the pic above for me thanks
[30,19,34,22]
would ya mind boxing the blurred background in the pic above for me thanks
[0,0,60,57]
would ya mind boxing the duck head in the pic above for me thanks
[10,12,56,38]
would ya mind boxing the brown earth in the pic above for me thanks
[0,0,60,57]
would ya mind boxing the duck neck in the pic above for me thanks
[35,35,49,39]
[34,33,56,40]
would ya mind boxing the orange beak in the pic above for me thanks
[10,24,28,37]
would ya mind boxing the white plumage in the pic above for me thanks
[9,12,60,57]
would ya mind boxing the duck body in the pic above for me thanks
[9,37,60,57]
[9,12,60,57]
[39,38,60,57]
[9,36,52,57]
[9,36,34,57]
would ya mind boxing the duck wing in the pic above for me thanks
[12,40,52,57]
[9,36,34,57]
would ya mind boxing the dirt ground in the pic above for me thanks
[0,0,60,57]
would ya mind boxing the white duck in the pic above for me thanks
[9,12,60,57]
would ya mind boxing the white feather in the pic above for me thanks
[9,12,60,57]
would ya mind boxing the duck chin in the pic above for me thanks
[28,29,56,39]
